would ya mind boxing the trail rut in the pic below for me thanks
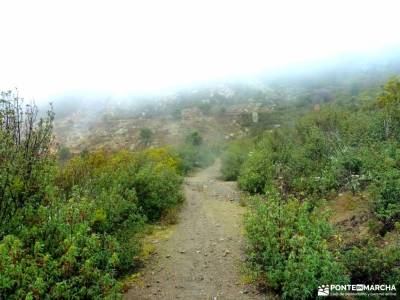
[125,160,265,300]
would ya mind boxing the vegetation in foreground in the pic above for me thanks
[0,93,184,299]
[222,77,400,299]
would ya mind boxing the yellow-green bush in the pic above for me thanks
[0,93,184,300]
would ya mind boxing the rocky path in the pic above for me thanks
[124,160,265,300]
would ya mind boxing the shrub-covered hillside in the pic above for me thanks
[0,93,184,299]
[221,77,400,299]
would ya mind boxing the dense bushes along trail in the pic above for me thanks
[125,160,265,300]
[0,93,186,299]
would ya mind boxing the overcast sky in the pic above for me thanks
[0,0,399,101]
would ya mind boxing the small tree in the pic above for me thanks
[186,131,203,146]
[139,127,153,147]
[0,90,54,232]
[58,145,71,161]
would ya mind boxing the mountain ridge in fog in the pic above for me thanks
[45,45,400,119]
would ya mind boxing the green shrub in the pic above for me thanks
[318,147,366,195]
[57,147,184,222]
[302,126,332,165]
[245,191,349,299]
[220,139,253,180]
[132,164,183,221]
[0,120,184,300]
[185,131,203,146]
[58,145,72,162]
[0,194,136,299]
[344,242,400,286]
[139,128,153,147]
[177,145,198,173]
[177,132,216,174]
[377,76,400,141]
[370,172,400,231]
[55,149,110,197]
[0,92,54,234]
[237,130,300,195]
[238,150,274,193]
[234,77,400,299]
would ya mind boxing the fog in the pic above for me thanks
[1,0,400,103]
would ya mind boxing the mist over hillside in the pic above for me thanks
[2,0,400,298]
[49,47,400,152]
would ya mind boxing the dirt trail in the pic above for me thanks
[125,160,265,300]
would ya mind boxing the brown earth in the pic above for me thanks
[124,160,267,300]
[326,192,372,245]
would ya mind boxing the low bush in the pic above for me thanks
[370,171,400,232]
[238,150,274,193]
[132,164,183,221]
[177,132,216,174]
[344,241,400,287]
[245,191,349,299]
[220,139,253,180]
[0,194,139,299]
[57,148,184,222]
[237,77,400,297]
[177,145,200,173]
[0,92,184,300]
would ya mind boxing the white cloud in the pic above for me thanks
[0,0,399,100]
